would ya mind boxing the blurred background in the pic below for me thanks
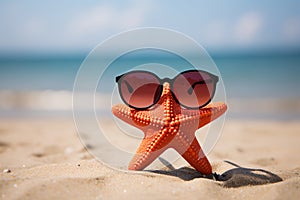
[0,0,299,120]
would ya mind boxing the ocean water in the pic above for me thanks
[0,52,299,120]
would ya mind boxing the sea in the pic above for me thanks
[0,51,299,120]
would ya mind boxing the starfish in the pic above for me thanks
[112,83,227,175]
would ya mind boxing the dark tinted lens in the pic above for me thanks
[119,72,161,109]
[173,71,216,108]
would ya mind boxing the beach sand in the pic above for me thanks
[1,118,300,199]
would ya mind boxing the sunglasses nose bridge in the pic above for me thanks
[159,79,181,105]
[161,78,172,84]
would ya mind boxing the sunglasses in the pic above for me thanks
[115,70,219,110]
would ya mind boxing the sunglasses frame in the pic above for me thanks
[116,69,219,110]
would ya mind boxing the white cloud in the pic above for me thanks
[21,19,48,39]
[283,18,300,42]
[235,12,263,43]
[67,2,151,39]
[199,13,264,49]
[0,1,152,51]
[203,20,228,46]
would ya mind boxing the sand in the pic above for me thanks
[1,118,300,200]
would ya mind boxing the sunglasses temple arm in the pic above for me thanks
[124,80,133,93]
[187,80,214,94]
[115,75,134,93]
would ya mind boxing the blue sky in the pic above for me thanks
[0,0,300,54]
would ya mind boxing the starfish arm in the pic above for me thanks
[128,131,170,170]
[112,104,152,129]
[174,135,212,175]
[181,102,227,129]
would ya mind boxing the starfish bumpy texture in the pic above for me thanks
[112,83,227,174]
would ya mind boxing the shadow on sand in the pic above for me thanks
[149,160,283,188]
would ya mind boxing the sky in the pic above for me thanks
[0,0,300,55]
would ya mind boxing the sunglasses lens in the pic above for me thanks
[173,71,216,108]
[119,72,161,109]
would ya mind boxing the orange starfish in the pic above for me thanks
[112,83,227,175]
